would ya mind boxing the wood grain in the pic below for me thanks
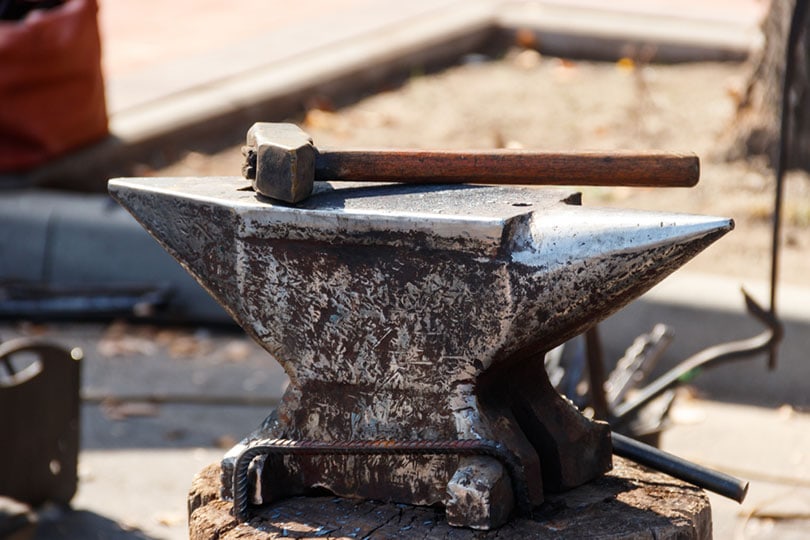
[315,148,700,188]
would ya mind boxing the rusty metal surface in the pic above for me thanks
[0,338,82,506]
[110,177,732,529]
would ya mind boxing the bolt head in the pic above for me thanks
[247,123,315,203]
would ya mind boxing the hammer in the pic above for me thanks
[242,123,700,204]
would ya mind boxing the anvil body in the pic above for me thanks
[109,178,732,529]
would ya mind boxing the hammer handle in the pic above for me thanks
[315,149,699,188]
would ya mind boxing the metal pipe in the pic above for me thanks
[585,326,610,420]
[612,431,748,503]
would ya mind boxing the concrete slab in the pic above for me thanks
[69,447,223,540]
[102,0,482,116]
[498,0,764,62]
[99,0,765,115]
[664,399,810,540]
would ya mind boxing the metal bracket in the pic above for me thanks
[0,338,82,506]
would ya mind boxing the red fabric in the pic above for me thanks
[0,0,108,172]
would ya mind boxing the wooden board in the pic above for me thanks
[189,457,711,539]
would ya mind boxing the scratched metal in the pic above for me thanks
[109,177,732,527]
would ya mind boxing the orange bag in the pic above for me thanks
[0,0,108,172]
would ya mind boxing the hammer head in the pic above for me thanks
[246,123,315,203]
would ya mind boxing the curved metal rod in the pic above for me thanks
[232,438,531,523]
[612,289,782,422]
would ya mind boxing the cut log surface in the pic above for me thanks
[189,457,711,539]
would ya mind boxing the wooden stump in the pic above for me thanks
[188,457,711,539]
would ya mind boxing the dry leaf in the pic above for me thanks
[163,429,188,441]
[513,49,542,70]
[222,340,252,363]
[213,434,238,449]
[98,321,158,357]
[616,57,636,71]
[97,336,157,358]
[778,404,795,421]
[514,28,537,49]
[155,511,184,527]
[669,402,706,425]
[304,108,337,130]
[101,399,160,421]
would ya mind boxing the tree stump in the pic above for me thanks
[188,457,712,539]
[723,0,810,171]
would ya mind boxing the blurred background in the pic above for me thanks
[1,0,809,538]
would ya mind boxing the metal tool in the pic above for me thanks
[0,338,82,506]
[547,288,782,448]
[241,122,700,203]
[611,290,781,424]
[612,432,748,503]
[605,324,673,411]
[111,175,735,529]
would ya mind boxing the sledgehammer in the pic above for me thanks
[242,122,700,204]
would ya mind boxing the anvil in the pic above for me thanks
[109,177,732,529]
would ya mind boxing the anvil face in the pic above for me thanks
[109,177,732,528]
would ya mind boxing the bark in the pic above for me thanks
[724,0,810,172]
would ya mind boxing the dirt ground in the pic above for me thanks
[153,50,810,287]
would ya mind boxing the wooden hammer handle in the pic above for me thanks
[314,149,699,188]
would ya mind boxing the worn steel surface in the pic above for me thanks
[110,177,732,528]
[0,338,82,506]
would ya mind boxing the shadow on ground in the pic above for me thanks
[30,509,155,540]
